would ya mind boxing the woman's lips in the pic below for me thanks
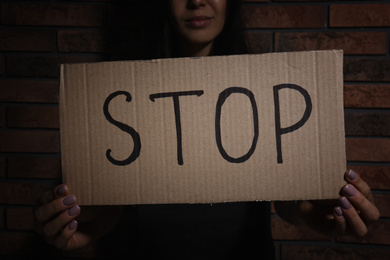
[185,16,213,28]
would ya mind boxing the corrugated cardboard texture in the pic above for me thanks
[60,50,346,205]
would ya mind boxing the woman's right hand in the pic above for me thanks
[34,184,90,250]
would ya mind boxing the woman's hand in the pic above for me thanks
[34,184,86,250]
[34,184,122,250]
[332,169,380,237]
[275,169,380,238]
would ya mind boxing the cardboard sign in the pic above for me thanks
[60,50,346,205]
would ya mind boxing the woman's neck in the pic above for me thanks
[179,40,214,57]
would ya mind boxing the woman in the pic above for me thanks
[34,0,380,258]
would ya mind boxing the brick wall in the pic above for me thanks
[0,0,389,259]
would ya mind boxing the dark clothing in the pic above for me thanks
[103,202,275,259]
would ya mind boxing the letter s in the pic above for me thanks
[103,91,141,166]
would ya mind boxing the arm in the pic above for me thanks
[34,184,123,250]
[274,169,380,237]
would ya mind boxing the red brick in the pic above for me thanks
[242,5,325,28]
[7,106,59,129]
[0,182,53,205]
[344,58,390,82]
[7,156,61,179]
[344,85,390,109]
[0,29,56,52]
[346,138,390,162]
[1,4,105,27]
[0,54,3,75]
[281,244,390,260]
[6,54,103,78]
[0,232,36,255]
[0,80,58,103]
[0,54,5,75]
[245,31,271,54]
[271,216,330,241]
[0,232,58,256]
[373,194,390,218]
[275,32,387,55]
[0,105,3,127]
[336,220,390,245]
[330,4,390,27]
[348,165,390,190]
[344,113,390,137]
[0,130,59,153]
[0,208,3,229]
[6,208,34,230]
[58,30,106,53]
[0,157,4,178]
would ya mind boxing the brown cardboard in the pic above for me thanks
[60,50,346,205]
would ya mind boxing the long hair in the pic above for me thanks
[143,0,248,59]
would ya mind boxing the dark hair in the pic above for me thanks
[143,0,248,59]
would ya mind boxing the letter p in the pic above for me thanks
[273,84,312,164]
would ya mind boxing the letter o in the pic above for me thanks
[215,87,259,163]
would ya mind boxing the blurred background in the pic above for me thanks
[0,0,389,259]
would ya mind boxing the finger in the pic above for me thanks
[34,185,69,233]
[342,184,380,223]
[34,190,56,234]
[39,185,69,206]
[339,196,368,237]
[333,206,346,235]
[53,220,78,250]
[43,205,80,238]
[35,194,77,223]
[345,169,374,202]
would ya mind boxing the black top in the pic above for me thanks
[101,202,275,259]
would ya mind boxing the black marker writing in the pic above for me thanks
[103,91,141,166]
[273,84,312,164]
[149,90,204,165]
[215,87,259,163]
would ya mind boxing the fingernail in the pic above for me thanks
[334,206,343,217]
[56,185,67,196]
[63,195,76,206]
[68,205,80,216]
[347,169,357,181]
[340,197,351,210]
[343,184,356,197]
[68,220,78,230]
